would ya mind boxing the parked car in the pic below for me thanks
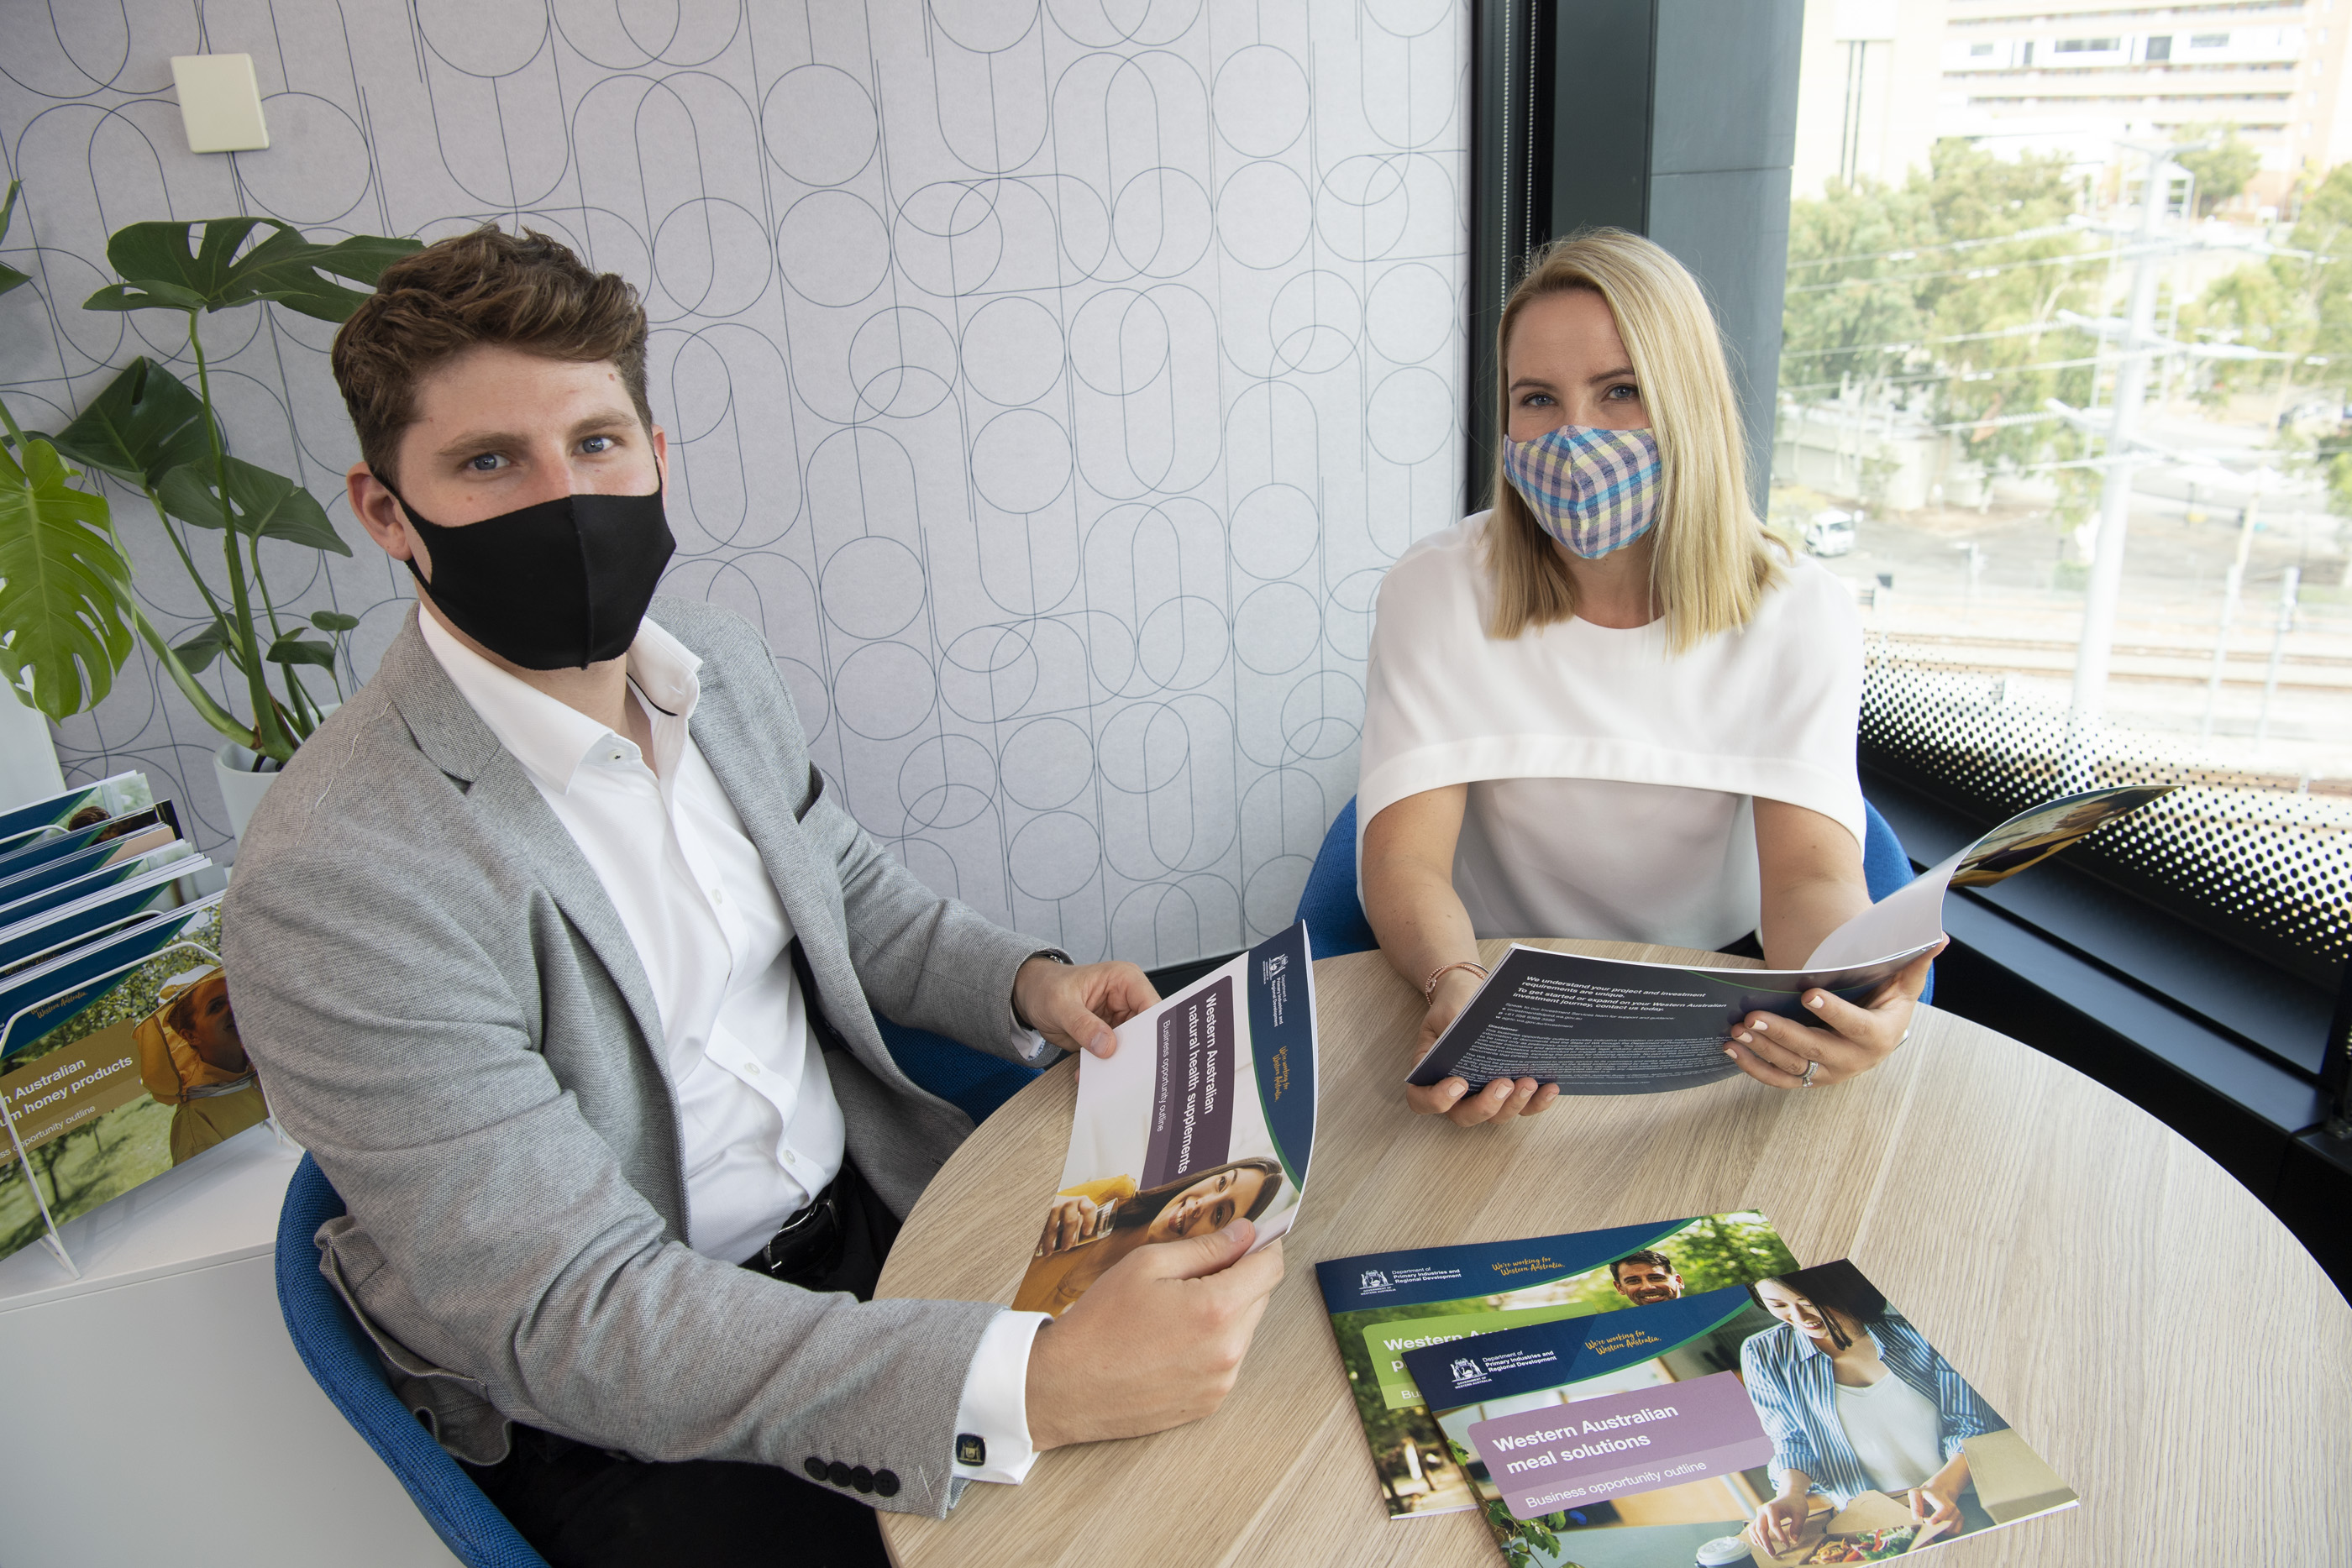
[1803,510,1857,558]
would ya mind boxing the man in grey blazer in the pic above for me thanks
[223,228,1284,1568]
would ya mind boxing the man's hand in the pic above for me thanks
[1721,941,1944,1090]
[1023,1220,1285,1449]
[1013,957,1158,1058]
[1403,968,1558,1125]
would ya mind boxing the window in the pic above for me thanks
[2055,37,2120,53]
[2146,34,2173,60]
[2191,32,2230,48]
[1777,53,2352,991]
[1971,42,1994,57]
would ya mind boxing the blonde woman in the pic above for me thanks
[1357,230,1937,1125]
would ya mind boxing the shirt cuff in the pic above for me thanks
[950,1308,1050,1486]
[1008,947,1075,1059]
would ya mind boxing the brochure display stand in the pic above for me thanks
[0,939,291,1282]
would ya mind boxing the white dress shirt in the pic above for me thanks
[419,610,1045,1487]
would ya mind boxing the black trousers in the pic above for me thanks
[463,1159,902,1568]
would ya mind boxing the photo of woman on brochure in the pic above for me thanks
[1739,1261,2007,1557]
[1014,1157,1287,1317]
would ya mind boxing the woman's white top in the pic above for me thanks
[1357,512,1864,950]
[1832,1368,1946,1493]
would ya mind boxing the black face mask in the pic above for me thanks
[392,485,675,669]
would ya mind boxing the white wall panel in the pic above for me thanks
[0,0,1468,966]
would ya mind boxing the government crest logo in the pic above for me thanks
[1450,1357,1487,1388]
[1358,1268,1391,1293]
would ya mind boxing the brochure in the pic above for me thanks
[0,897,223,1062]
[0,802,182,906]
[0,845,207,975]
[0,897,261,1266]
[1410,784,2174,1095]
[0,772,150,852]
[1402,1258,2077,1568]
[1315,1213,1799,1518]
[1011,920,1315,1318]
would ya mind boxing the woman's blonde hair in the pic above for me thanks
[1484,228,1782,651]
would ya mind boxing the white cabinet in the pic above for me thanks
[0,1125,460,1567]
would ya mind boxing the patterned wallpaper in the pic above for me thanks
[0,0,1467,968]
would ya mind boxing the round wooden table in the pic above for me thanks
[877,938,2352,1566]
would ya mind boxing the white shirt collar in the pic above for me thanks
[417,607,703,796]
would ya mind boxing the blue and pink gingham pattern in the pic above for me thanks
[1503,423,1662,558]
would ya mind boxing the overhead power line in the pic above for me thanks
[1786,245,2114,294]
[1782,354,2108,396]
[1784,223,2082,270]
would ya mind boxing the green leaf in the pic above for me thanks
[0,180,28,298]
[47,358,218,489]
[170,617,239,674]
[0,437,134,721]
[85,217,271,315]
[215,228,422,323]
[265,632,337,669]
[308,610,359,632]
[79,217,421,323]
[156,458,351,556]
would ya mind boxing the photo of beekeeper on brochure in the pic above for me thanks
[1403,1258,2077,1568]
[1013,920,1316,1318]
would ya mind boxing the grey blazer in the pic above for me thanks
[223,600,1058,1519]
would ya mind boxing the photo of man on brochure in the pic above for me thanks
[132,965,269,1164]
[1404,1259,2076,1568]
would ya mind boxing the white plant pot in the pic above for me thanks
[212,704,336,844]
[213,742,281,843]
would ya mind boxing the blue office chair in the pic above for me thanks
[275,1154,549,1568]
[1296,793,1933,1003]
[877,1018,1041,1122]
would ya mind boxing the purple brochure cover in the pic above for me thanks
[1140,975,1235,1188]
[1466,1371,1775,1522]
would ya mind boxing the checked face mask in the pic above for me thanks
[1501,423,1663,559]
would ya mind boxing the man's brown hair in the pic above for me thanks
[331,225,652,490]
[1609,1249,1677,1281]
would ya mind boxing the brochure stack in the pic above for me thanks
[0,774,250,1277]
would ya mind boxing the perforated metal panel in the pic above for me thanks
[1860,641,2352,986]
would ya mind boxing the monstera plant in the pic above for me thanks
[0,179,417,772]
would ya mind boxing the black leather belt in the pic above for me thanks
[751,1178,843,1282]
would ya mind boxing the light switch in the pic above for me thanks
[170,54,270,154]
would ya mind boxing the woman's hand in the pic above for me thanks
[1906,1453,1970,1536]
[1750,1488,1813,1554]
[1035,1194,1108,1257]
[1722,941,1944,1090]
[1403,968,1560,1126]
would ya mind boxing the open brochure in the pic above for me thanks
[1410,784,2174,1094]
[1011,920,1315,1317]
[1315,1214,1799,1518]
[0,897,263,1267]
[1402,1258,2077,1567]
